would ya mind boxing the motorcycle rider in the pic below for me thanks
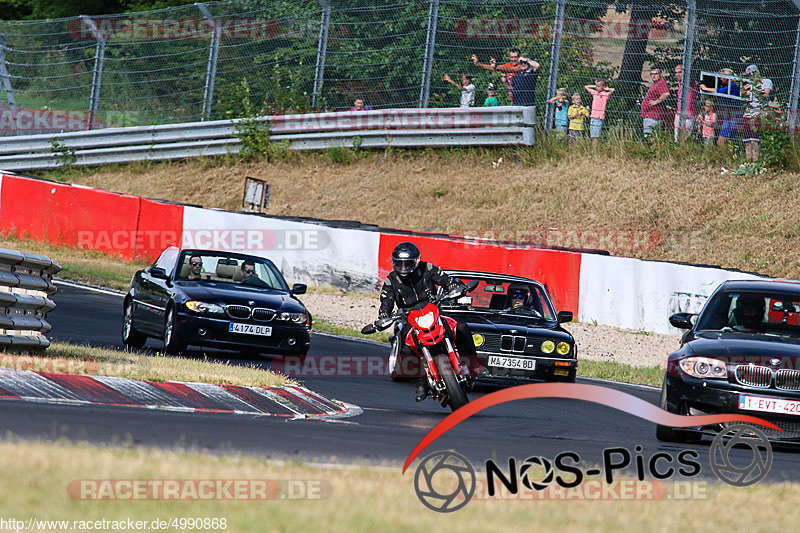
[379,242,481,401]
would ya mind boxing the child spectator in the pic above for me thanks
[548,88,569,137]
[698,99,717,146]
[443,73,475,108]
[483,83,499,106]
[351,98,373,111]
[584,79,615,146]
[567,93,590,141]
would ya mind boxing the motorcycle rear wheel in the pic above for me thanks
[436,355,469,412]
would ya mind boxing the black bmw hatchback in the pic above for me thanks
[658,279,800,442]
[123,247,311,356]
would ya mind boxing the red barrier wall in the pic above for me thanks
[0,174,182,262]
[378,233,581,315]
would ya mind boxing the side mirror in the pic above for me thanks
[557,311,573,323]
[361,323,376,335]
[291,284,307,295]
[465,280,479,292]
[150,267,168,280]
[669,312,694,330]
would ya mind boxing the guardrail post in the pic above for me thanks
[418,0,440,108]
[196,3,220,121]
[0,34,16,109]
[788,11,800,134]
[81,16,106,130]
[312,0,331,109]
[677,0,696,134]
[544,0,566,133]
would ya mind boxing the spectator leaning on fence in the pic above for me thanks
[548,88,569,137]
[472,48,524,102]
[511,57,540,107]
[351,99,373,111]
[673,64,697,142]
[641,68,670,138]
[567,93,590,141]
[584,79,615,146]
[741,64,773,161]
[443,73,476,108]
[483,83,499,106]
[698,99,717,146]
[699,68,739,147]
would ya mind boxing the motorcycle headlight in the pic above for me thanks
[415,312,436,330]
[185,301,225,315]
[279,312,309,325]
[557,342,570,355]
[472,333,485,347]
[541,340,555,354]
[679,357,728,379]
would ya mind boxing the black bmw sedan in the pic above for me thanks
[658,279,800,442]
[123,246,311,356]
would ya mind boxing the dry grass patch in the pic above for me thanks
[55,146,800,278]
[0,439,796,532]
[3,341,292,388]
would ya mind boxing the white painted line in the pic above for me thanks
[54,279,125,298]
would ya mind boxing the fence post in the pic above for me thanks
[788,11,800,134]
[312,0,331,109]
[197,3,220,121]
[0,34,16,108]
[81,16,106,130]
[678,0,696,133]
[544,0,566,133]
[419,0,440,108]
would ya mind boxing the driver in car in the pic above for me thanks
[509,287,529,308]
[731,294,765,332]
[379,242,481,401]
[186,256,203,280]
[241,261,257,280]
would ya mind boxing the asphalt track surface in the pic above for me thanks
[3,283,800,483]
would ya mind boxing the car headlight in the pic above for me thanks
[541,340,555,354]
[472,333,485,347]
[414,312,436,330]
[185,301,225,315]
[557,342,570,355]
[279,312,309,325]
[679,357,728,379]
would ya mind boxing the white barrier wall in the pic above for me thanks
[181,207,380,291]
[578,254,765,335]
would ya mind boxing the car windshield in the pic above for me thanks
[441,277,556,321]
[176,252,289,291]
[695,290,800,337]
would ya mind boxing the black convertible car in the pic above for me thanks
[389,270,576,384]
[123,246,311,356]
[658,279,800,442]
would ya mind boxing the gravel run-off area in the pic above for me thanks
[299,292,681,368]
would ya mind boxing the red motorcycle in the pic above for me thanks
[362,281,478,412]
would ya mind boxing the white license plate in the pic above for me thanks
[739,394,800,416]
[228,323,272,336]
[488,355,535,370]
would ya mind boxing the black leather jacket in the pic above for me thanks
[378,261,463,318]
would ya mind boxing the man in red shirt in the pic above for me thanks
[640,68,670,138]
[472,48,525,102]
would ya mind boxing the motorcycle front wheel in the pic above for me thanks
[435,354,469,412]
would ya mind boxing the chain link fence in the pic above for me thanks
[0,0,798,140]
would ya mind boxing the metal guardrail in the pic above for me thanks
[0,248,60,350]
[0,107,536,171]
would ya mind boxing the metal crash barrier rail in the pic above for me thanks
[0,248,60,350]
[0,106,536,171]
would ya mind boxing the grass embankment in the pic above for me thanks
[48,137,800,279]
[6,341,291,387]
[0,440,797,533]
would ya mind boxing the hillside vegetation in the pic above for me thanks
[48,137,800,279]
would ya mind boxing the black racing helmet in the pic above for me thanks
[392,242,420,277]
[733,293,765,330]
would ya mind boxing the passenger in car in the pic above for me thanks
[186,257,203,280]
[730,294,765,332]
